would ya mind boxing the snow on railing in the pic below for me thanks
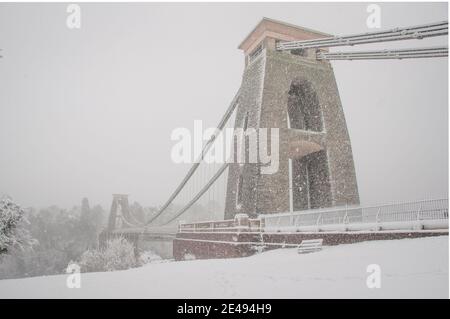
[262,198,448,232]
[178,199,448,233]
[179,214,262,233]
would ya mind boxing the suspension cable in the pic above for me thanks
[277,21,448,51]
[161,163,230,225]
[318,46,448,60]
[146,90,240,225]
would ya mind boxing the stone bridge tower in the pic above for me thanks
[107,194,132,231]
[224,18,359,219]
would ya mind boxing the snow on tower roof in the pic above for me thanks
[238,17,332,55]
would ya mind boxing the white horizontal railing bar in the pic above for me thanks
[263,199,448,230]
[263,198,448,219]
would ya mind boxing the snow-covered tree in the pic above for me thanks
[103,237,136,271]
[0,200,106,279]
[78,249,105,273]
[0,196,35,254]
[77,237,136,273]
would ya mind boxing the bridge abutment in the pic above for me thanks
[173,230,448,261]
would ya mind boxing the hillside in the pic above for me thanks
[0,236,447,298]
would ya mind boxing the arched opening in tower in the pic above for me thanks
[287,79,323,132]
[292,150,331,210]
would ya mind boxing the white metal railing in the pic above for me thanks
[179,215,262,233]
[262,198,448,232]
[177,199,448,234]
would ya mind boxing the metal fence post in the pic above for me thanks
[416,202,423,221]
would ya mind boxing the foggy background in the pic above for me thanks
[0,2,448,209]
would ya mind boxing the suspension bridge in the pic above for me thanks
[101,18,449,260]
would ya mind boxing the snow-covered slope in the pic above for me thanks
[0,236,447,298]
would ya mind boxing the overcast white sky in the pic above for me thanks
[0,2,448,209]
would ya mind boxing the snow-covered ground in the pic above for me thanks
[0,236,448,298]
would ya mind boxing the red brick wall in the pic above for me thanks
[173,231,448,261]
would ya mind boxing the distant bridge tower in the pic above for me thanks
[225,18,360,218]
[107,194,132,231]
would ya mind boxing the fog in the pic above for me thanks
[0,2,448,209]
